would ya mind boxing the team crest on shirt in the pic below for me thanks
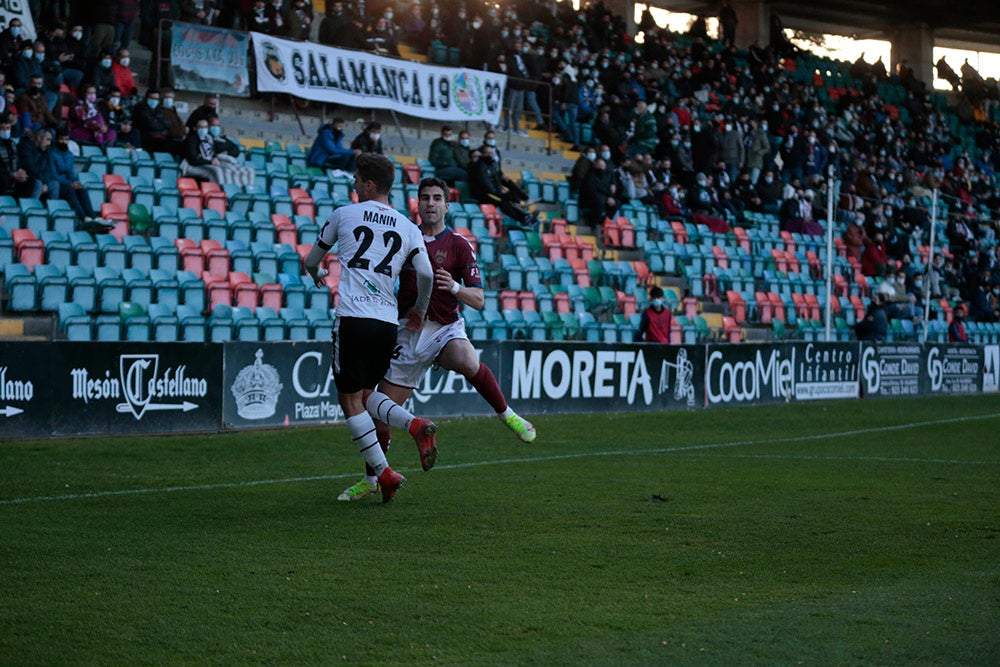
[435,249,447,266]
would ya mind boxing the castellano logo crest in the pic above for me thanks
[453,72,484,116]
[232,349,283,420]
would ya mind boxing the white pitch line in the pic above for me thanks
[2,411,999,506]
[667,453,1000,466]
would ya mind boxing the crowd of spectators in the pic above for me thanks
[7,0,1000,338]
[311,0,998,336]
[0,1,269,230]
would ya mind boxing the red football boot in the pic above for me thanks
[378,467,405,504]
[408,417,438,471]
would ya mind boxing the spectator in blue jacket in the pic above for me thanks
[50,126,99,223]
[307,118,356,172]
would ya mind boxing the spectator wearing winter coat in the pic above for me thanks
[717,121,744,182]
[307,118,355,171]
[427,126,467,183]
[627,100,658,157]
[843,214,868,261]
[14,75,58,133]
[745,120,770,185]
[861,232,890,277]
[50,126,99,221]
[16,127,55,199]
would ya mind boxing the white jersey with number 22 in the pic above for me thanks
[316,200,426,325]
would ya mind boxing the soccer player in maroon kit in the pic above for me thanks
[338,176,536,501]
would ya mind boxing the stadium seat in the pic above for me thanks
[94,266,126,313]
[120,302,151,341]
[35,264,68,311]
[58,301,92,340]
[282,306,310,340]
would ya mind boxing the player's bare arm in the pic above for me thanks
[435,268,484,309]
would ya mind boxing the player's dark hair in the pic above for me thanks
[356,152,395,193]
[418,177,449,198]
[649,285,664,299]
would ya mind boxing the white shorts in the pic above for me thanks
[384,318,469,388]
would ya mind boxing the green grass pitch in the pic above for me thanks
[2,394,999,665]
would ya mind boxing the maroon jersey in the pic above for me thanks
[398,229,482,325]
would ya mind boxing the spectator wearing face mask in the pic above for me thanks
[469,144,538,229]
[11,41,44,93]
[87,51,117,100]
[264,0,290,37]
[569,145,596,193]
[14,75,58,134]
[209,117,245,162]
[843,213,868,261]
[51,24,87,89]
[0,115,29,196]
[755,170,782,214]
[0,20,25,71]
[50,125,101,223]
[101,87,140,147]
[157,88,187,148]
[746,120,770,185]
[480,130,501,168]
[635,285,673,343]
[133,89,171,153]
[181,118,255,185]
[948,305,968,342]
[427,125,467,184]
[552,67,580,150]
[186,93,219,130]
[351,121,383,155]
[690,118,716,174]
[70,85,116,147]
[453,130,472,171]
[308,117,356,171]
[112,48,139,97]
[579,156,620,228]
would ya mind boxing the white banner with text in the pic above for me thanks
[250,33,506,124]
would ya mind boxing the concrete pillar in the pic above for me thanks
[891,22,935,88]
[733,0,769,49]
[606,0,637,38]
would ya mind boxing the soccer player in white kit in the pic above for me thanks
[304,153,438,503]
[337,176,537,502]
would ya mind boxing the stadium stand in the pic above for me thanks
[1,3,999,345]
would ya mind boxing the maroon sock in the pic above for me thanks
[469,362,508,414]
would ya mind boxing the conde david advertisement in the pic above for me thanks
[250,33,507,124]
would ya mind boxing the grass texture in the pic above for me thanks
[2,395,999,665]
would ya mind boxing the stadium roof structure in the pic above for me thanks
[655,0,1000,49]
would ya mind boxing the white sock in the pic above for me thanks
[346,413,388,476]
[499,406,516,420]
[366,390,415,431]
[365,475,378,486]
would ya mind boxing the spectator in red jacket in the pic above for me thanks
[861,232,889,278]
[111,48,138,96]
